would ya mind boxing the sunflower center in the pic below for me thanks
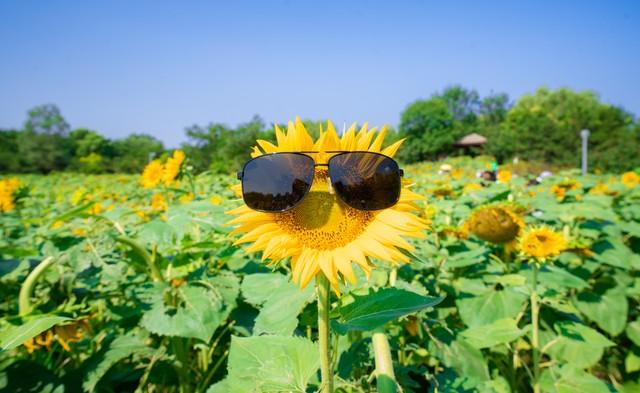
[275,171,373,250]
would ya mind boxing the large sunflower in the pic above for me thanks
[226,118,427,291]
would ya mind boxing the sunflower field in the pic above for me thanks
[1,124,640,393]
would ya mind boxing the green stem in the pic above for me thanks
[531,263,541,393]
[116,236,164,282]
[317,275,333,393]
[372,328,397,393]
[19,257,55,316]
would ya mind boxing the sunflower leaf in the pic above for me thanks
[332,287,444,334]
[207,335,319,393]
[241,273,315,336]
[0,315,71,351]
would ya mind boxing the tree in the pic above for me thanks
[17,104,71,173]
[111,134,164,173]
[397,97,457,162]
[497,87,638,171]
[0,129,20,173]
[439,85,480,125]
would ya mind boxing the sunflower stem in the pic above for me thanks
[531,263,541,393]
[317,275,333,393]
[19,257,55,316]
[372,328,397,393]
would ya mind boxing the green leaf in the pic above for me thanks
[445,246,489,269]
[140,273,239,342]
[546,321,614,368]
[537,265,588,290]
[208,335,320,393]
[0,315,70,351]
[241,273,315,336]
[539,366,610,393]
[457,287,527,328]
[137,220,176,246]
[83,331,155,392]
[332,287,443,334]
[626,347,640,373]
[592,239,637,270]
[460,318,525,349]
[574,286,628,336]
[442,338,490,385]
[626,319,640,346]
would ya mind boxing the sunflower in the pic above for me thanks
[621,171,640,187]
[227,118,427,291]
[497,170,512,183]
[140,159,164,188]
[151,193,168,211]
[163,150,186,185]
[465,204,524,244]
[0,177,20,212]
[519,226,566,261]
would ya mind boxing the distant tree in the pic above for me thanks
[111,134,164,172]
[17,104,71,173]
[68,128,114,173]
[439,85,480,125]
[397,97,457,162]
[498,87,639,171]
[0,129,20,173]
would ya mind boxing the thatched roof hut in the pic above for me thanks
[455,133,487,147]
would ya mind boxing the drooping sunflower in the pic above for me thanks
[465,204,524,244]
[519,226,566,261]
[226,119,427,291]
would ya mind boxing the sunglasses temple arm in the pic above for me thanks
[237,171,243,180]
[399,169,404,177]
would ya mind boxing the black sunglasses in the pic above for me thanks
[237,151,404,212]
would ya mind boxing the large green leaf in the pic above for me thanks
[592,239,637,270]
[140,273,239,342]
[539,366,609,393]
[546,321,614,368]
[207,335,319,393]
[0,315,70,351]
[83,331,156,392]
[457,287,527,328]
[241,273,315,336]
[626,319,640,346]
[460,318,525,349]
[537,265,588,290]
[332,287,443,334]
[574,285,628,336]
[441,338,490,386]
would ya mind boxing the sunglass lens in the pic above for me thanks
[329,152,401,210]
[242,153,315,212]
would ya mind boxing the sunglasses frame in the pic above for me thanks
[237,151,404,213]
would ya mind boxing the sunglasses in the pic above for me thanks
[237,151,404,212]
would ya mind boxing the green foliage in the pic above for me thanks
[0,315,70,351]
[209,335,320,393]
[332,287,443,333]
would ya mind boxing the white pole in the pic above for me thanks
[580,129,590,175]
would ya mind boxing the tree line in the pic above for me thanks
[1,86,638,174]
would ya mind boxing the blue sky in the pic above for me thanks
[1,1,638,147]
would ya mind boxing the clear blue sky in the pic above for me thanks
[1,1,638,147]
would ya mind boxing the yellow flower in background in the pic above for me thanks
[88,202,103,215]
[72,228,87,237]
[466,204,524,244]
[179,192,194,203]
[621,171,640,187]
[0,177,20,212]
[140,159,164,188]
[550,179,581,201]
[463,182,483,194]
[163,150,185,185]
[151,193,168,211]
[227,118,427,292]
[497,170,512,183]
[210,195,222,205]
[519,226,566,260]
